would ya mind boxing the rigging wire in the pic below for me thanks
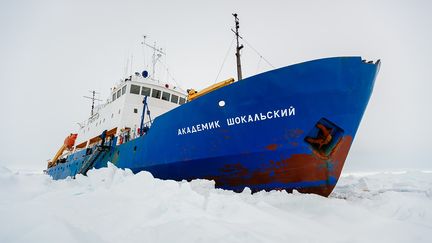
[214,38,235,83]
[158,59,184,91]
[141,37,185,92]
[241,37,275,69]
[255,56,263,74]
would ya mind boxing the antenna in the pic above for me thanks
[141,39,165,81]
[130,54,134,77]
[232,13,244,81]
[83,90,102,116]
[124,56,129,78]
[141,35,147,68]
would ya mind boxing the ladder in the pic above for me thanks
[77,146,109,176]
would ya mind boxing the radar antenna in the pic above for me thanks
[83,90,102,116]
[232,13,244,81]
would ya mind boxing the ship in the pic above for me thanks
[45,14,380,197]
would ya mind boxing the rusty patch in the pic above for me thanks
[220,163,249,177]
[285,129,304,139]
[265,144,278,151]
[289,142,299,147]
[210,135,353,197]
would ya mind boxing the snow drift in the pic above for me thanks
[0,164,431,243]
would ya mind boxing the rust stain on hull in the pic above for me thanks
[265,144,279,151]
[211,136,353,197]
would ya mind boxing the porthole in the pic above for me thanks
[218,100,225,107]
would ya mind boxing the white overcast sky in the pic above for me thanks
[0,0,431,171]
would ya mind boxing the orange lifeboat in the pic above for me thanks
[48,133,78,168]
[64,134,78,150]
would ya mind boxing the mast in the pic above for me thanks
[232,13,244,81]
[141,38,165,81]
[83,90,101,116]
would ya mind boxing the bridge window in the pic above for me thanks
[179,97,186,104]
[171,94,179,104]
[162,91,170,101]
[112,93,116,101]
[142,86,151,96]
[134,108,138,113]
[152,89,161,99]
[122,85,126,95]
[130,84,140,95]
[117,89,121,99]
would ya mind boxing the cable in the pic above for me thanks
[255,56,262,74]
[214,38,235,83]
[158,59,184,91]
[241,37,275,68]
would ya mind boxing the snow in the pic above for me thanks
[0,164,431,243]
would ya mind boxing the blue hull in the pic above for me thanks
[47,56,379,196]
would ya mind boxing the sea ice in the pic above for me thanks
[0,164,431,243]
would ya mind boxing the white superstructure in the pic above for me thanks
[75,72,187,149]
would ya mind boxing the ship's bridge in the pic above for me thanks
[75,72,187,149]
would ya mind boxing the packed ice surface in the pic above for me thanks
[0,164,431,243]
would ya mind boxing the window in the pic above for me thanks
[117,89,121,99]
[134,108,138,113]
[151,89,161,99]
[179,97,186,104]
[130,84,140,94]
[122,85,126,95]
[141,86,151,96]
[112,93,116,101]
[171,94,179,104]
[162,91,170,101]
